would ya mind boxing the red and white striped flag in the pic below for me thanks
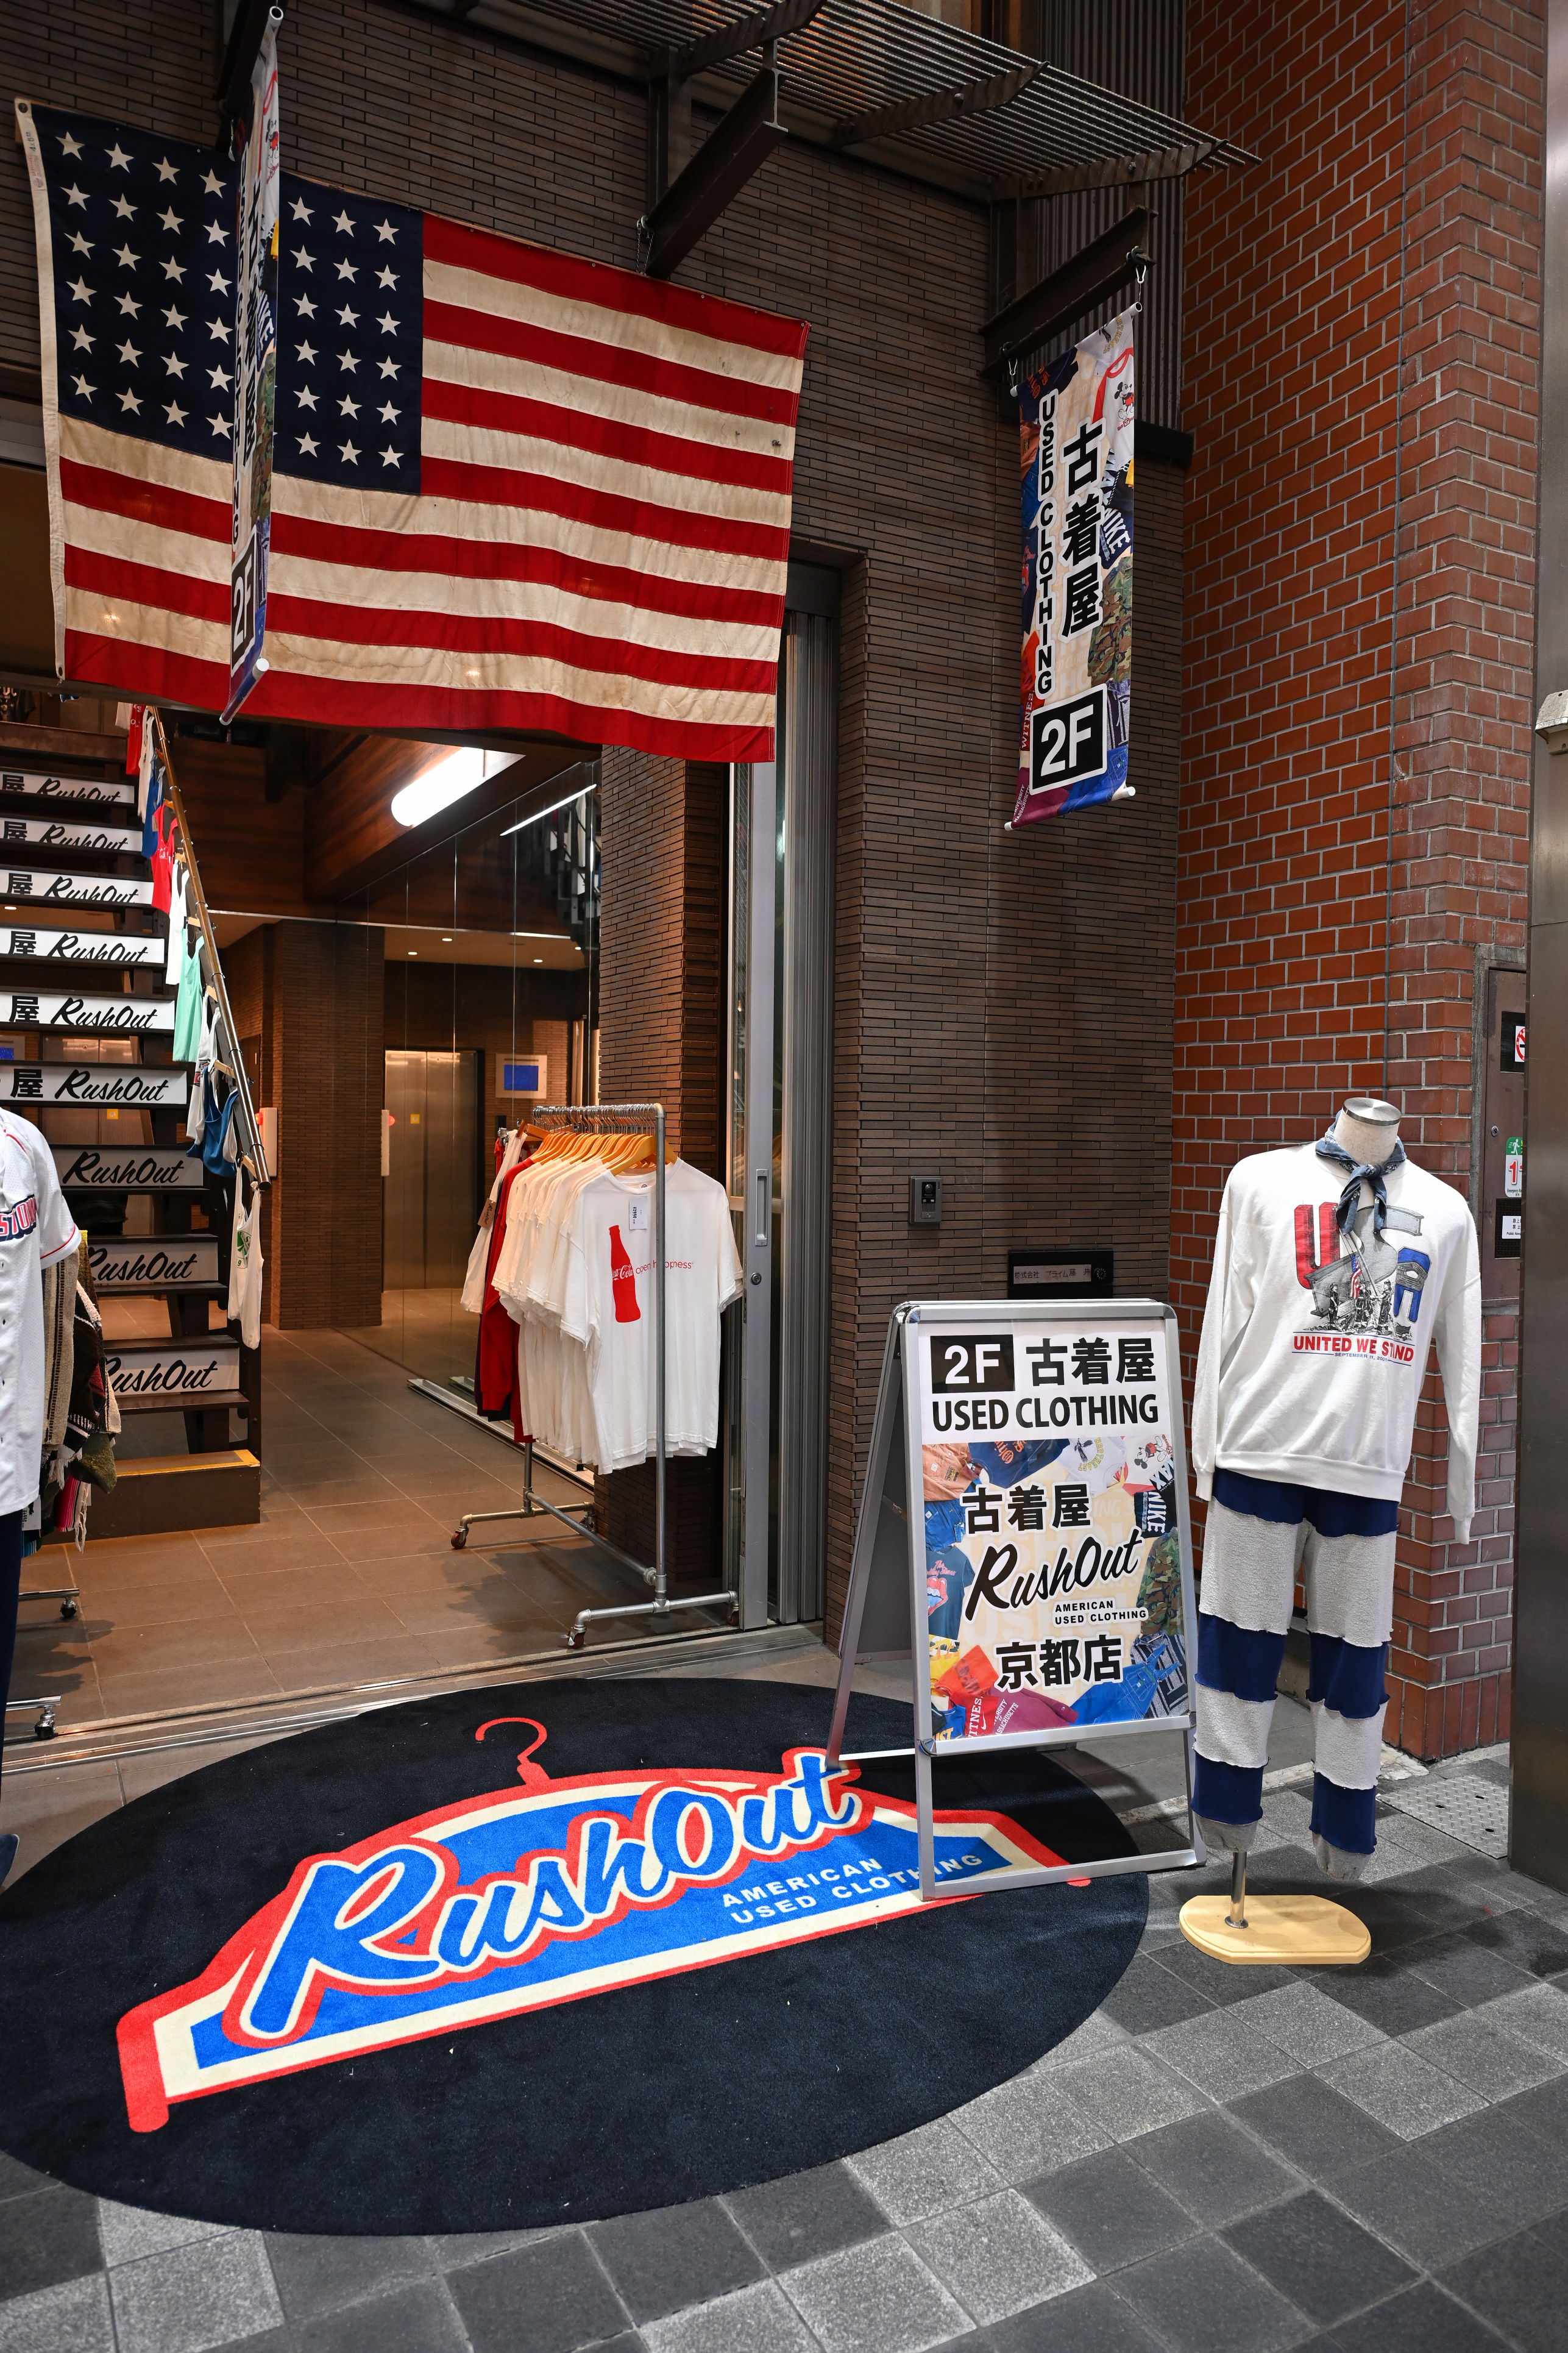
[18,99,808,759]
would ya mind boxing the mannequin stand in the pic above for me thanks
[1179,1849,1371,1967]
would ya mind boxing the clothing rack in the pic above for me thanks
[448,1100,738,1650]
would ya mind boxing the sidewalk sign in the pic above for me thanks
[827,1299,1204,1899]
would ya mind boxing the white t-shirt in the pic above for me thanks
[0,1112,80,1514]
[560,1161,742,1471]
[228,1180,264,1348]
[1191,1143,1481,1535]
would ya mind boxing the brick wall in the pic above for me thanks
[1178,0,1541,1756]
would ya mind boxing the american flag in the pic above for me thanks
[17,100,807,760]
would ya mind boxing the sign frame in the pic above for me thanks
[828,1298,1203,1903]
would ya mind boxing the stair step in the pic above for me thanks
[0,867,154,910]
[78,1448,260,1537]
[0,921,165,969]
[88,1235,222,1290]
[54,1144,208,1192]
[0,766,135,810]
[1,816,143,856]
[1,990,175,1036]
[1,1064,185,1108]
[102,1334,243,1412]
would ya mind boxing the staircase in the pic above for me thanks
[0,714,268,1539]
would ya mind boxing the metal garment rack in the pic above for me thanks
[449,1101,738,1650]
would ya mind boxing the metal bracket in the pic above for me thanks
[979,208,1151,385]
[640,57,789,280]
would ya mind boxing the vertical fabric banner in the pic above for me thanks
[1012,310,1136,826]
[224,15,281,722]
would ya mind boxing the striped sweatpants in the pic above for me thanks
[1191,1468,1395,1878]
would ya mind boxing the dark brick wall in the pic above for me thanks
[1178,0,1541,1757]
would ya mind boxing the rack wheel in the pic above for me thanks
[450,1529,468,1550]
[729,1604,741,1628]
[581,1509,597,1534]
[60,1599,79,1620]
[566,1628,585,1651]
[34,1708,56,1740]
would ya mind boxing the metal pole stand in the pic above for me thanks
[1179,1844,1371,1967]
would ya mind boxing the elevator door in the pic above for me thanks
[383,1050,480,1289]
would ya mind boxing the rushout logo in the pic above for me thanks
[116,1723,1060,2131]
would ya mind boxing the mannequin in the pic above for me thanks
[1188,1096,1480,1890]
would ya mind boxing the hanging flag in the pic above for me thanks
[1012,309,1135,825]
[224,12,282,722]
[16,101,808,761]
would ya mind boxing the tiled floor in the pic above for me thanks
[10,1325,722,1728]
[2,1711,1566,2350]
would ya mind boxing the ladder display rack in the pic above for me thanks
[448,1100,738,1650]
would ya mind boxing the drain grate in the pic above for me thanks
[1382,1771,1509,1858]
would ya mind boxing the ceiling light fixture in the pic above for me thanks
[390,746,513,829]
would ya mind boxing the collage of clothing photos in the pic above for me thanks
[917,1321,1190,1742]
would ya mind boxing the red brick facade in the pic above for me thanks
[1177,1,1542,1755]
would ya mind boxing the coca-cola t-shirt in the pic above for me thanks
[561,1161,743,1472]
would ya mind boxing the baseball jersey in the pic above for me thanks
[0,1111,80,1513]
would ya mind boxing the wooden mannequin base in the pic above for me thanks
[1179,1892,1372,1967]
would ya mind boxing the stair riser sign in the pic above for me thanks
[90,1237,221,1288]
[0,819,141,852]
[1,768,134,805]
[104,1344,239,1400]
[1,994,174,1034]
[0,870,154,909]
[2,1067,186,1106]
[52,1147,205,1189]
[0,928,163,966]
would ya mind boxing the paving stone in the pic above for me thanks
[1325,2279,1509,2352]
[265,2233,432,2317]
[297,2280,467,2353]
[1402,2012,1564,2099]
[1146,1938,1298,2010]
[1408,1932,1537,2009]
[1128,2107,1301,2226]
[0,2154,54,2206]
[847,2120,1003,2226]
[589,2200,764,2324]
[447,2232,630,2353]
[107,2234,284,2353]
[1098,1954,1216,2035]
[1478,1979,1568,2061]
[642,2279,812,2353]
[96,2202,232,2268]
[428,2227,563,2268]
[0,2274,115,2353]
[1022,2145,1196,2271]
[1110,2234,1313,2353]
[1051,2045,1207,2142]
[1221,2188,1416,2326]
[1316,2040,1485,2140]
[1327,2145,1516,2271]
[1439,2224,1568,2353]
[1463,1909,1568,1982]
[1308,1958,1463,2038]
[1143,2007,1300,2101]
[982,2279,1169,2352]
[1224,1984,1384,2068]
[907,2190,1090,2326]
[1419,2105,1568,2226]
[1227,2075,1402,2177]
[0,2184,103,2299]
[948,2071,1109,2182]
[783,2235,971,2353]
[1499,2073,1568,2149]
[725,2163,887,2272]
[1027,2012,1129,2073]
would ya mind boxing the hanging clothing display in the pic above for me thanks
[229,1176,264,1348]
[0,1112,82,1514]
[462,1133,741,1472]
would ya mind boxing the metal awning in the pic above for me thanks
[415,0,1255,202]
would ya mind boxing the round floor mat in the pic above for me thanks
[0,1677,1146,2233]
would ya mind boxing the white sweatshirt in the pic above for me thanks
[1191,1144,1481,1538]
